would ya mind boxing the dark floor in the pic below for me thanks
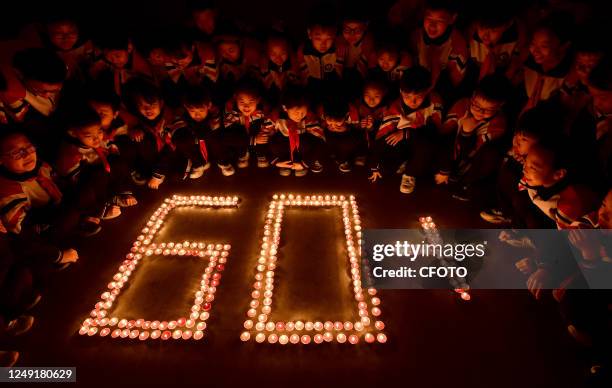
[5,164,588,387]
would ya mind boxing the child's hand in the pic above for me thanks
[385,131,404,146]
[434,173,449,185]
[515,257,536,275]
[568,229,601,261]
[61,248,79,264]
[527,268,551,300]
[360,117,373,129]
[368,170,382,183]
[130,129,145,142]
[148,177,163,190]
[255,133,268,144]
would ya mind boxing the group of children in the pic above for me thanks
[0,0,610,377]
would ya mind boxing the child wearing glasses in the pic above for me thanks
[435,74,512,201]
[0,131,79,270]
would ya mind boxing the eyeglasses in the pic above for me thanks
[470,99,499,115]
[2,145,36,160]
[343,27,365,36]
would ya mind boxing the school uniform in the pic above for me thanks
[268,111,325,165]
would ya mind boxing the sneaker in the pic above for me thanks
[0,351,19,367]
[189,164,208,179]
[5,315,34,336]
[294,163,308,177]
[237,152,250,168]
[279,168,292,176]
[480,209,511,224]
[257,156,269,168]
[101,204,121,220]
[310,160,323,173]
[451,185,471,202]
[131,171,147,185]
[79,218,102,237]
[399,174,416,194]
[338,162,352,173]
[218,164,235,177]
[354,156,366,167]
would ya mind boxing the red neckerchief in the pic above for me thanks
[93,147,111,173]
[286,119,301,161]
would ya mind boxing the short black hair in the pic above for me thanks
[574,23,607,55]
[536,12,574,44]
[95,30,130,51]
[162,28,195,59]
[424,0,458,14]
[182,85,212,107]
[588,56,612,91]
[67,105,102,130]
[530,138,571,171]
[363,76,389,95]
[0,129,30,153]
[124,78,163,109]
[474,74,512,104]
[233,77,262,99]
[473,3,515,28]
[399,66,432,93]
[307,3,338,30]
[323,96,349,120]
[282,85,309,109]
[13,48,67,84]
[86,85,121,111]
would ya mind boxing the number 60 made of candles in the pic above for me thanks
[78,194,387,345]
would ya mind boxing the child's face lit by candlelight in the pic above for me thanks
[0,134,37,174]
[48,21,79,51]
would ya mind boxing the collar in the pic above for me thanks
[525,178,570,201]
[0,161,42,181]
[422,26,453,46]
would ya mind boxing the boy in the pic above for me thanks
[480,106,547,224]
[160,29,217,107]
[0,131,79,265]
[356,77,389,145]
[338,9,374,78]
[436,74,511,201]
[269,86,325,176]
[169,85,222,178]
[188,0,217,42]
[319,96,364,172]
[0,48,66,124]
[411,0,468,97]
[521,14,573,114]
[371,66,443,194]
[220,80,274,174]
[467,4,527,83]
[89,31,153,96]
[260,34,300,106]
[368,39,412,94]
[297,11,346,96]
[56,107,136,228]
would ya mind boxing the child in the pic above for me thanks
[297,11,346,96]
[371,66,443,194]
[89,31,153,96]
[169,85,222,178]
[213,26,261,103]
[124,79,185,189]
[480,107,547,224]
[0,48,66,123]
[467,4,527,83]
[337,8,375,96]
[260,34,300,106]
[188,0,217,42]
[521,14,573,114]
[220,80,274,175]
[436,74,511,201]
[356,77,389,145]
[160,29,217,107]
[319,95,364,172]
[269,86,325,176]
[39,15,94,83]
[0,131,79,265]
[55,107,136,231]
[411,0,468,98]
[368,39,412,95]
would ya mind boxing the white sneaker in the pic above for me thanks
[257,156,269,168]
[218,164,235,176]
[399,174,415,194]
[189,163,210,179]
[237,152,250,168]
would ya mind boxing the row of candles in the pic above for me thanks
[419,216,471,301]
[241,194,387,344]
[79,195,238,340]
